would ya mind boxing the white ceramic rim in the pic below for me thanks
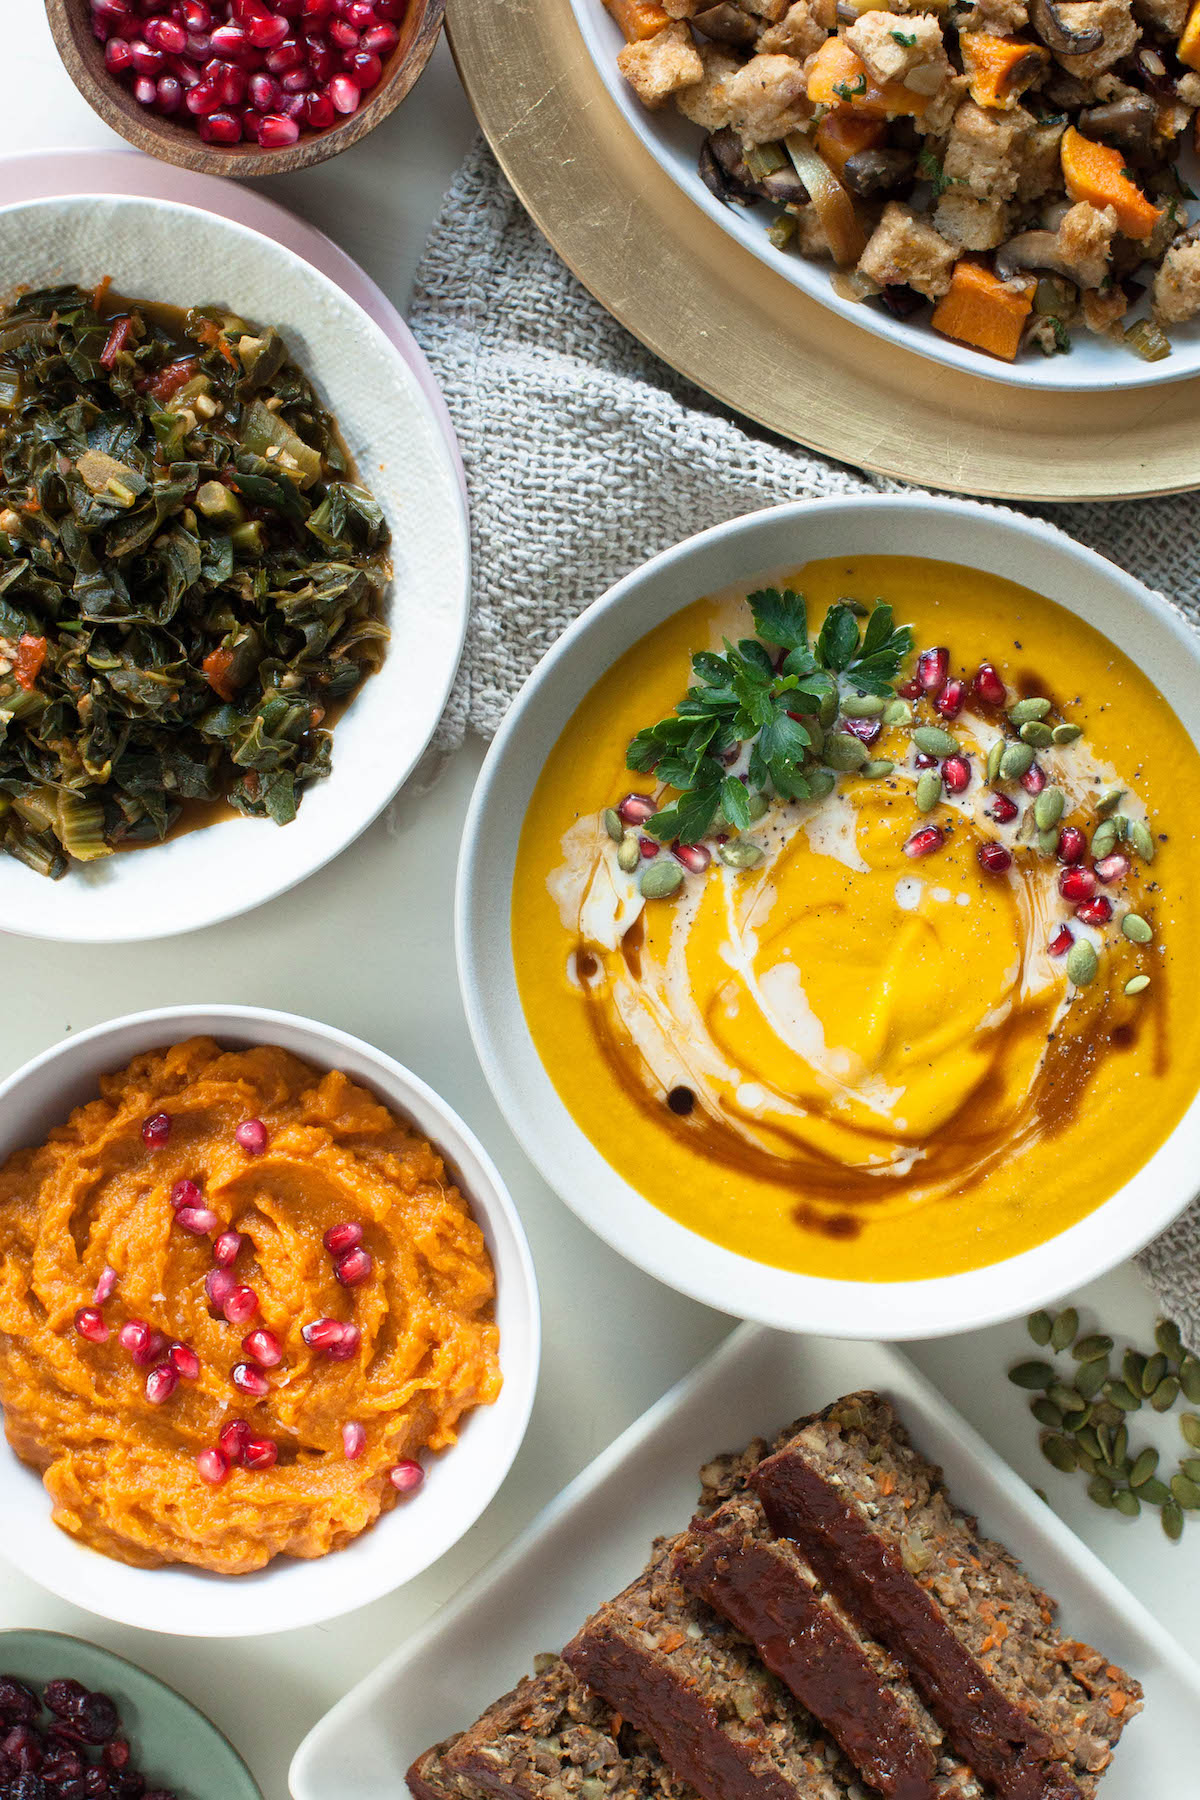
[456,493,1200,1339]
[0,1005,540,1636]
[0,192,470,944]
[569,0,1200,394]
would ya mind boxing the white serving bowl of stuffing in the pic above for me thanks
[573,0,1200,387]
[0,194,468,942]
[458,495,1200,1339]
[0,1004,539,1636]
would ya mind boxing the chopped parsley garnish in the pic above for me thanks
[917,146,959,198]
[890,29,918,44]
[833,74,869,99]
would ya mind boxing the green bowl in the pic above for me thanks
[0,1630,263,1799]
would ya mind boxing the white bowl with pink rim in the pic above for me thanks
[0,1004,539,1637]
[456,494,1200,1340]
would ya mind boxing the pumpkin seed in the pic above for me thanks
[1128,819,1156,862]
[842,693,885,717]
[1183,1458,1200,1482]
[1141,1476,1172,1506]
[1037,826,1059,857]
[1049,1381,1085,1415]
[819,690,839,727]
[1156,1318,1183,1359]
[1000,742,1036,780]
[1034,787,1065,831]
[1124,976,1150,997]
[1053,723,1083,745]
[746,791,769,822]
[617,834,641,873]
[1111,813,1131,840]
[1152,1376,1181,1412]
[1123,1349,1147,1391]
[807,720,826,754]
[1179,1356,1200,1403]
[1073,1333,1113,1362]
[824,732,869,771]
[1090,819,1118,859]
[1088,1474,1115,1509]
[1031,1397,1063,1427]
[1096,788,1124,816]
[718,839,765,870]
[1142,1353,1168,1395]
[1008,697,1051,724]
[603,808,623,843]
[1028,1310,1054,1346]
[1181,1414,1200,1450]
[1162,1497,1185,1541]
[1050,1307,1079,1352]
[1130,1447,1160,1488]
[1009,1360,1056,1390]
[987,740,1004,783]
[808,768,836,799]
[861,759,894,779]
[1020,720,1054,747]
[1096,1422,1114,1462]
[1041,1434,1079,1473]
[1066,940,1098,987]
[639,860,684,899]
[1105,1380,1141,1412]
[1112,1423,1129,1466]
[883,699,912,726]
[1075,1447,1099,1476]
[1122,913,1153,944]
[1171,1472,1200,1510]
[915,771,943,812]
[1114,1488,1141,1518]
[1077,1426,1103,1460]
[913,726,959,758]
[1077,1358,1109,1401]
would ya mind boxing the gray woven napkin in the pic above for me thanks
[409,138,1200,1342]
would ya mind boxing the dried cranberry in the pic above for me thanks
[102,1741,131,1772]
[0,1680,39,1725]
[44,1680,88,1720]
[76,1694,119,1746]
[11,1772,50,1800]
[4,1725,43,1771]
[84,1771,114,1799]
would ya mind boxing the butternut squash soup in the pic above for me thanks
[512,557,1200,1281]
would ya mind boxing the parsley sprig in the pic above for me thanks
[625,590,913,845]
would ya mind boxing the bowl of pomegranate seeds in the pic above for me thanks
[0,1629,263,1798]
[46,0,445,176]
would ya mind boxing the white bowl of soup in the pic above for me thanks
[457,497,1200,1338]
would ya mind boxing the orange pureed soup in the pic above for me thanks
[512,556,1200,1281]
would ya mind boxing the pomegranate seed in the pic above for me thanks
[389,1459,425,1495]
[638,835,659,858]
[324,1221,363,1254]
[1076,896,1113,925]
[74,1307,109,1344]
[362,21,398,50]
[988,793,1018,823]
[327,1323,362,1362]
[119,1319,166,1365]
[303,0,334,18]
[329,73,360,111]
[913,751,937,769]
[175,1204,219,1234]
[934,679,966,720]
[213,1228,244,1267]
[347,48,382,85]
[171,1178,202,1210]
[973,662,1006,706]
[185,29,213,57]
[345,0,377,23]
[672,842,711,874]
[243,1436,278,1470]
[144,15,187,49]
[977,841,1012,875]
[232,1361,270,1397]
[302,89,334,125]
[142,1112,171,1149]
[223,1285,260,1325]
[178,0,213,27]
[1020,762,1046,795]
[266,36,304,68]
[842,715,881,746]
[129,38,165,73]
[243,1328,282,1367]
[216,62,249,102]
[145,1363,178,1405]
[105,36,134,71]
[209,21,251,56]
[134,73,159,103]
[199,110,246,149]
[342,1421,366,1459]
[335,1246,373,1286]
[169,1342,200,1380]
[248,70,281,107]
[1057,825,1086,865]
[302,1317,347,1350]
[917,647,949,693]
[329,15,358,44]
[1048,925,1074,955]
[1094,852,1130,884]
[1059,866,1097,902]
[281,65,312,89]
[279,89,308,115]
[93,0,133,21]
[941,755,970,794]
[94,1265,118,1306]
[205,1267,237,1308]
[248,9,290,44]
[275,0,304,13]
[903,826,944,859]
[896,677,921,700]
[186,78,222,113]
[196,1447,228,1485]
[156,73,183,111]
[235,1118,269,1155]
[242,107,265,139]
[219,1418,252,1461]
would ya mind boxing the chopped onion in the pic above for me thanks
[784,133,867,269]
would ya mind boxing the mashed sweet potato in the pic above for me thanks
[0,1037,502,1574]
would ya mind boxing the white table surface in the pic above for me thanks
[4,11,1198,1798]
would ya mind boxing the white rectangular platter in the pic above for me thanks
[291,1323,1200,1799]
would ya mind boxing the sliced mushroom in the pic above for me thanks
[692,2,758,45]
[1078,94,1159,160]
[841,148,917,198]
[700,130,809,207]
[994,229,1102,288]
[1028,0,1103,57]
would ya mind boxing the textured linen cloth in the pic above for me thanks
[409,138,1200,1341]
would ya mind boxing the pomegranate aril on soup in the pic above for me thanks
[988,793,1018,823]
[213,1228,244,1267]
[243,1327,283,1367]
[941,755,970,794]
[235,1117,269,1154]
[933,678,965,720]
[1057,825,1086,864]
[145,1363,178,1406]
[196,1447,229,1486]
[334,1245,373,1286]
[141,1112,171,1149]
[916,646,949,693]
[973,662,1006,706]
[389,1458,424,1495]
[242,1436,278,1470]
[74,1308,109,1345]
[323,1220,363,1255]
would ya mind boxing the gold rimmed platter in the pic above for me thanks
[448,0,1200,502]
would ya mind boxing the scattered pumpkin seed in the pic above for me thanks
[1000,742,1036,780]
[1031,1397,1063,1428]
[808,768,836,799]
[718,839,765,870]
[1096,788,1124,816]
[639,860,684,899]
[1181,1414,1200,1450]
[1020,721,1054,747]
[1124,1349,1147,1391]
[1090,819,1119,859]
[842,693,885,717]
[1124,976,1151,997]
[1180,1357,1200,1404]
[1156,1319,1183,1359]
[1111,813,1131,841]
[1105,1380,1141,1412]
[807,720,826,754]
[1037,827,1059,857]
[1073,1333,1113,1362]
[1088,1474,1115,1509]
[1152,1376,1181,1413]
[882,698,912,727]
[1077,1358,1109,1401]
[1141,1476,1172,1506]
[1028,1310,1054,1346]
[1171,1472,1200,1510]
[1128,819,1156,862]
[986,740,1004,783]
[1182,1457,1200,1482]
[1034,787,1065,831]
[617,834,641,873]
[915,770,943,812]
[1052,723,1083,745]
[1049,1380,1085,1415]
[1142,1352,1168,1395]
[603,808,623,842]
[1122,913,1153,944]
[1162,1496,1185,1540]
[1111,1423,1129,1466]
[824,732,869,771]
[913,726,960,758]
[1130,1447,1159,1488]
[861,759,895,779]
[1075,1448,1099,1476]
[1010,1360,1056,1390]
[1041,1434,1079,1474]
[1008,697,1051,724]
[1050,1307,1079,1352]
[1066,940,1098,987]
[818,690,839,727]
[1114,1488,1141,1518]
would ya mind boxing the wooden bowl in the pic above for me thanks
[45,0,445,178]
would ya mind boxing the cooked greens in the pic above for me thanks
[0,282,390,879]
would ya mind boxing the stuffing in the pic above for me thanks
[1177,71,1200,104]
[741,0,790,17]
[616,21,705,104]
[1053,0,1139,78]
[844,10,948,85]
[935,189,1012,247]
[1016,116,1068,199]
[663,0,705,15]
[942,98,1030,200]
[1056,200,1119,286]
[676,42,741,127]
[960,0,1029,29]
[722,51,812,138]
[915,71,969,134]
[857,200,958,295]
[1131,0,1188,33]
[758,0,830,58]
[792,204,835,255]
[1153,230,1200,321]
[1081,284,1129,329]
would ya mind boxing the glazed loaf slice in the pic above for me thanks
[751,1394,1142,1800]
[673,1488,983,1800]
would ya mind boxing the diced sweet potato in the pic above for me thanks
[1180,0,1200,67]
[1060,126,1163,240]
[605,0,673,39]
[815,110,887,176]
[960,33,1048,108]
[806,35,930,115]
[931,258,1034,358]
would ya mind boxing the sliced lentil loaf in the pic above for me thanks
[751,1393,1142,1800]
[673,1486,983,1800]
[562,1546,879,1800]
